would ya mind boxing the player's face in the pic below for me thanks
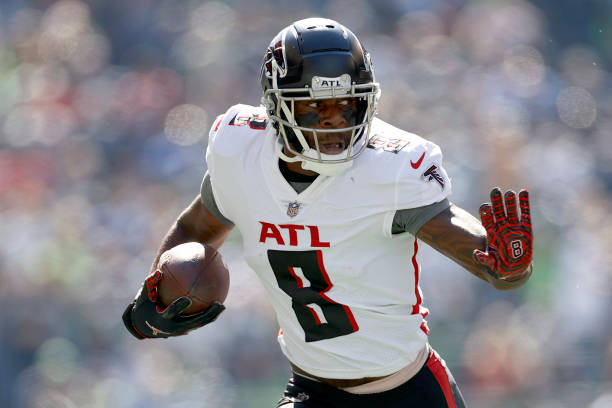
[294,98,358,155]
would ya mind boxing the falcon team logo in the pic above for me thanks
[422,165,445,188]
[287,201,301,217]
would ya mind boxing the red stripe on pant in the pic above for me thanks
[426,350,457,408]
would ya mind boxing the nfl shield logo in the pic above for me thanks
[287,201,300,217]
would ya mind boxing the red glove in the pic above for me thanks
[473,188,533,281]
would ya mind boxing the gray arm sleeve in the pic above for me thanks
[391,198,450,235]
[200,171,235,226]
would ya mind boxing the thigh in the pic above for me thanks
[373,348,466,408]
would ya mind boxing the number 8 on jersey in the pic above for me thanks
[267,249,359,342]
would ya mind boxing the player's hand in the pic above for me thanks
[473,188,533,282]
[122,270,225,339]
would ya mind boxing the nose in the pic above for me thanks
[319,104,347,128]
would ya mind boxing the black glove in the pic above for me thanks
[122,270,225,339]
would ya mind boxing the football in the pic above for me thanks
[156,242,229,315]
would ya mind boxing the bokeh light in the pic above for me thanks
[164,104,209,146]
[556,86,598,129]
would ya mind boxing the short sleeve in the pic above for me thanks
[391,198,450,235]
[393,140,452,210]
[200,171,235,226]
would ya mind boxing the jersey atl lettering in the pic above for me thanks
[205,104,452,379]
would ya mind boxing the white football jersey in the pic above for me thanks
[206,104,452,379]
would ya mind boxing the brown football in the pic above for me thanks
[156,242,229,315]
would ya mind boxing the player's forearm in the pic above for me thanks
[442,243,532,290]
[148,196,232,275]
[439,225,532,291]
[417,204,531,290]
[148,221,197,275]
[417,205,490,283]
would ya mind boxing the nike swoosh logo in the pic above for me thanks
[410,151,426,169]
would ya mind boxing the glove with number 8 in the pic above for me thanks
[473,188,533,281]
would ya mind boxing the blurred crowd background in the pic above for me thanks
[1,0,611,407]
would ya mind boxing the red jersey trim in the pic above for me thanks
[427,350,457,408]
[411,238,430,335]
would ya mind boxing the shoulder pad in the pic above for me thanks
[354,118,452,208]
[366,118,427,154]
[361,118,436,174]
[207,104,270,157]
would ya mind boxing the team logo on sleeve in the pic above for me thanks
[422,165,445,188]
[287,201,301,217]
[228,113,268,130]
[367,134,410,153]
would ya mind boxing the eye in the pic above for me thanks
[338,99,350,106]
[307,101,319,108]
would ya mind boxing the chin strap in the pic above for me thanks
[275,138,302,163]
[275,138,353,177]
[300,156,353,176]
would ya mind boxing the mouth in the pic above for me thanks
[319,140,347,155]
[313,131,352,155]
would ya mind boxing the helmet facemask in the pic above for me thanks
[260,19,380,176]
[264,80,378,175]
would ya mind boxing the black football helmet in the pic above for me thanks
[260,18,380,175]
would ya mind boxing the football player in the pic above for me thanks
[123,18,533,407]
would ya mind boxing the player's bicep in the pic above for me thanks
[177,195,233,249]
[416,204,489,282]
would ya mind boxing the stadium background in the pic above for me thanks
[0,0,611,407]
